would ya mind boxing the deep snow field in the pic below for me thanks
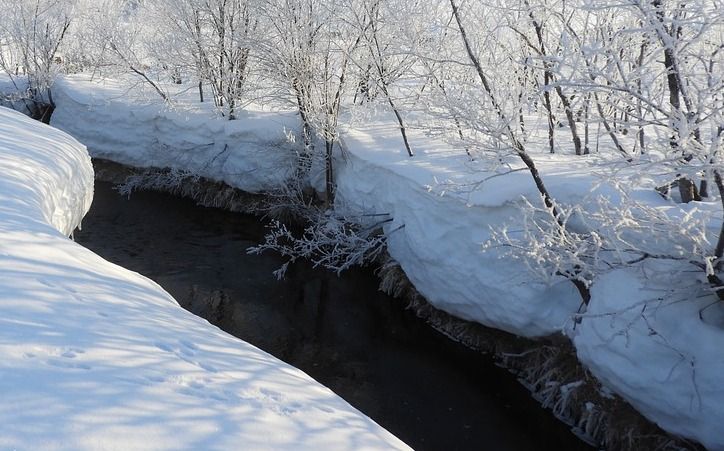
[1,73,724,449]
[0,105,409,450]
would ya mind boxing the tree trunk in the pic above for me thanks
[678,178,700,203]
[652,0,700,202]
[707,170,724,299]
[382,85,413,157]
[325,139,334,206]
[554,86,583,155]
[583,93,590,155]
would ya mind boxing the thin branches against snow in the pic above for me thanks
[248,212,395,279]
[115,167,201,198]
[485,196,603,291]
[486,180,720,303]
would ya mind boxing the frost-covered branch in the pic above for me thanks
[487,179,721,303]
[116,167,201,198]
[248,212,393,278]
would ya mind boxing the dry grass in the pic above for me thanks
[93,158,265,214]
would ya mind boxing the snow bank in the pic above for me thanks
[337,117,724,448]
[334,142,582,336]
[0,106,408,450]
[334,117,595,337]
[0,73,31,113]
[51,76,299,193]
[572,267,724,450]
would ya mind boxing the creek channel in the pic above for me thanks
[74,179,591,451]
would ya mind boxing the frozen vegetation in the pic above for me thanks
[1,0,723,449]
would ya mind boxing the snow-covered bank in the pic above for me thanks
[0,106,409,450]
[51,76,299,194]
[40,76,724,449]
[338,118,723,450]
[0,75,29,112]
[336,118,724,450]
[51,75,582,338]
[573,268,724,450]
[335,124,585,337]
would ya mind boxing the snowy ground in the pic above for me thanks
[50,76,299,193]
[574,266,724,450]
[0,105,409,450]
[4,73,723,449]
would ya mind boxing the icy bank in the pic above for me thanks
[50,76,299,193]
[0,106,408,450]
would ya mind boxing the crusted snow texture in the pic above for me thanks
[0,106,409,450]
[572,268,724,451]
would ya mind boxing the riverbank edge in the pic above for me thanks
[92,158,702,451]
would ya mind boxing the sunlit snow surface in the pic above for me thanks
[0,106,409,450]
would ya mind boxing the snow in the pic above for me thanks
[51,76,299,193]
[334,132,583,336]
[0,73,31,113]
[7,75,721,449]
[572,267,724,450]
[0,105,409,450]
[51,75,584,337]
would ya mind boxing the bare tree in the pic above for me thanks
[444,0,591,302]
[255,0,365,202]
[150,0,256,118]
[0,0,74,120]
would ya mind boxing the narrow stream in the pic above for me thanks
[75,180,590,451]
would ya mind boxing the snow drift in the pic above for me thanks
[0,105,409,450]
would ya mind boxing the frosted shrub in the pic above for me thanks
[116,168,200,198]
[487,184,718,306]
[486,197,603,293]
[248,211,393,279]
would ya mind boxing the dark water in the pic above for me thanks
[75,180,590,451]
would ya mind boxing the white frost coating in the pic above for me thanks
[51,76,298,193]
[0,106,409,450]
[572,268,724,450]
